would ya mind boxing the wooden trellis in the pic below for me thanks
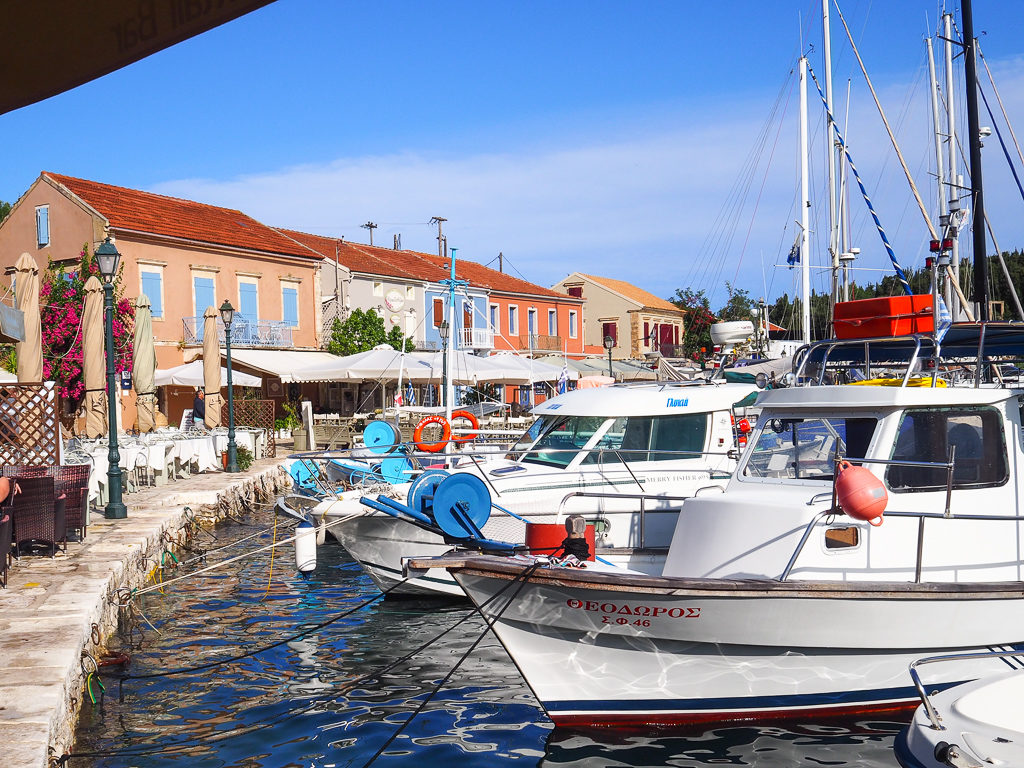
[0,383,61,466]
[220,398,276,458]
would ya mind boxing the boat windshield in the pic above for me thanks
[743,416,878,480]
[506,416,551,458]
[581,413,709,465]
[519,415,608,468]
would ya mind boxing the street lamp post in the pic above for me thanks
[96,237,127,519]
[438,320,449,408]
[219,299,238,473]
[603,335,614,379]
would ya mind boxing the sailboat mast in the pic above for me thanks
[799,56,812,346]
[961,0,989,322]
[822,0,839,308]
[926,35,950,308]
[943,12,962,318]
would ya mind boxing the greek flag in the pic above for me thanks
[557,365,569,395]
[405,381,416,406]
[935,296,952,343]
[787,233,801,267]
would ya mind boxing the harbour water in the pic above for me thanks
[72,504,906,767]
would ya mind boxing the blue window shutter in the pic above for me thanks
[141,271,162,318]
[239,282,258,321]
[283,286,298,327]
[194,276,215,315]
[36,206,49,246]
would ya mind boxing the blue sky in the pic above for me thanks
[3,0,1023,311]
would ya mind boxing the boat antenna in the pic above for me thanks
[961,0,990,322]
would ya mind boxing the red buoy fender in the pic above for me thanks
[413,415,451,453]
[835,460,887,526]
[449,409,480,444]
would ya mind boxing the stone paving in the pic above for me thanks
[0,456,290,768]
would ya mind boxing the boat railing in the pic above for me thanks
[779,453,990,583]
[556,490,700,549]
[908,648,1024,730]
[793,335,941,387]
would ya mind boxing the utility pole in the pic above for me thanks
[498,251,503,273]
[430,216,447,259]
[361,221,377,246]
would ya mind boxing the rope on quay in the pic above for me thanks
[57,561,543,765]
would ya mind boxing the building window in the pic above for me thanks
[527,308,537,335]
[644,322,650,348]
[373,281,384,296]
[282,284,299,328]
[569,311,578,339]
[35,206,49,247]
[193,275,215,316]
[140,268,163,319]
[548,309,557,336]
[508,305,519,335]
[406,286,416,300]
[432,297,444,327]
[602,322,617,345]
[567,285,583,298]
[238,279,259,321]
[489,304,499,333]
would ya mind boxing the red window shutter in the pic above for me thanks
[433,298,443,327]
[567,286,583,298]
[643,322,649,345]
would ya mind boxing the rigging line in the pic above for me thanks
[977,80,1024,205]
[979,41,1024,178]
[65,561,537,764]
[359,561,543,768]
[832,0,938,242]
[807,65,913,296]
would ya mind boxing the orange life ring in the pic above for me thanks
[450,409,480,444]
[413,415,451,452]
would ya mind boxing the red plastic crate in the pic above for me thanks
[832,295,934,339]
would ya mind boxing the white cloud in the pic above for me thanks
[151,54,1024,308]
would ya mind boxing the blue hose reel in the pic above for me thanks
[359,470,515,552]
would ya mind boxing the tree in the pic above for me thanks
[0,245,135,409]
[0,200,11,223]
[669,287,714,360]
[717,283,755,322]
[326,308,414,356]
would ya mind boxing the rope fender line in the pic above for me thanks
[57,559,544,764]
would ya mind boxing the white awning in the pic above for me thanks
[155,360,262,388]
[217,349,348,383]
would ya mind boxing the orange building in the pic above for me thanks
[0,172,324,424]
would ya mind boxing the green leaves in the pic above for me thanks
[326,308,414,356]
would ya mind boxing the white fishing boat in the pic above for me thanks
[312,379,759,596]
[407,325,1024,725]
[895,649,1024,768]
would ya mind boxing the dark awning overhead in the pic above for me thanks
[0,1,275,116]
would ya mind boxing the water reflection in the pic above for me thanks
[72,506,904,767]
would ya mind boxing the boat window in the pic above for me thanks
[581,413,708,464]
[743,417,878,480]
[506,416,554,458]
[887,407,1007,492]
[520,416,607,468]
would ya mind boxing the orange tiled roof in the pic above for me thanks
[44,172,320,260]
[580,273,681,312]
[279,228,573,300]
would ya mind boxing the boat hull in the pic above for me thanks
[444,559,1024,727]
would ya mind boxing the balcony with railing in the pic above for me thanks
[520,334,562,352]
[182,316,294,348]
[459,327,494,350]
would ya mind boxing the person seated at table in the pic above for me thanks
[193,389,206,422]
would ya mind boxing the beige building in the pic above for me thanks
[552,273,684,359]
[0,172,324,424]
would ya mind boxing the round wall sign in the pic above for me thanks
[384,289,405,311]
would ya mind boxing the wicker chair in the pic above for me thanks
[9,476,61,557]
[52,464,91,540]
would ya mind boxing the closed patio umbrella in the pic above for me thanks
[14,252,41,382]
[133,294,156,432]
[81,275,107,437]
[202,306,222,428]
